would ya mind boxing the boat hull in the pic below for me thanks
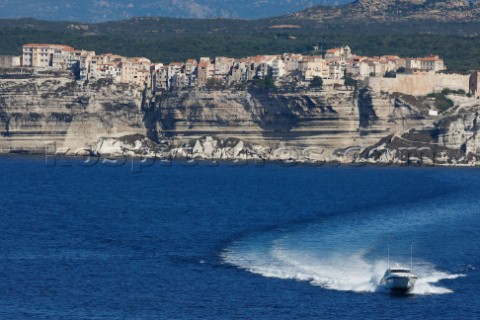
[381,276,416,294]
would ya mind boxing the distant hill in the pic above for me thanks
[2,0,479,39]
[0,0,352,22]
[290,0,480,24]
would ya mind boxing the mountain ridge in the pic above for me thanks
[288,0,480,23]
[0,0,352,22]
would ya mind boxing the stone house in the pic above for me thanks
[197,58,214,86]
[121,57,152,88]
[185,59,198,86]
[325,46,352,61]
[282,53,303,77]
[214,57,235,79]
[230,62,248,83]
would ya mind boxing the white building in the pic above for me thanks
[406,55,446,72]
[272,58,286,79]
[22,43,76,68]
[328,62,344,80]
[121,57,152,87]
[298,56,329,81]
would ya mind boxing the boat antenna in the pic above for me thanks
[387,243,390,267]
[410,243,413,272]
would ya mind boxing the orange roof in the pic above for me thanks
[353,56,368,61]
[409,55,442,62]
[382,55,401,60]
[419,56,441,61]
[24,43,75,52]
[283,53,303,59]
[326,48,340,53]
[300,55,324,62]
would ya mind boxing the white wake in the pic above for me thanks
[222,243,464,295]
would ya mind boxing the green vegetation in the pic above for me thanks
[1,18,480,72]
[309,76,323,88]
[384,70,396,78]
[441,88,466,95]
[252,76,276,90]
[427,92,455,112]
[344,75,357,88]
[205,78,226,90]
[344,75,359,99]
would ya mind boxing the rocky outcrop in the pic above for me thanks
[2,72,480,165]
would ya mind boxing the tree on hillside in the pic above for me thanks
[344,75,357,88]
[252,76,276,90]
[205,78,225,90]
[309,76,323,88]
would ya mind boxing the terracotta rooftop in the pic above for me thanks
[326,48,341,53]
[23,43,75,52]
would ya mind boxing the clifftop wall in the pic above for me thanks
[366,73,470,96]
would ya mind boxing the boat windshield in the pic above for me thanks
[390,269,410,273]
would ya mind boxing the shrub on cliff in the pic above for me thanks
[252,76,276,90]
[205,78,226,90]
[427,92,454,112]
[344,75,358,98]
[309,76,323,88]
[441,88,466,95]
[344,76,357,88]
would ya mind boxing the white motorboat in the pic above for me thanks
[380,245,417,294]
[380,264,417,294]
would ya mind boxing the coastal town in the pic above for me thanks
[1,41,480,166]
[0,43,479,98]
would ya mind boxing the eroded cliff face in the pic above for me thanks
[435,106,480,155]
[0,75,145,154]
[137,84,437,161]
[1,73,480,165]
[144,87,359,151]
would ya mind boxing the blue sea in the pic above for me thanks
[0,156,479,319]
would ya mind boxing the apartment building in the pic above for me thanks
[299,56,329,81]
[22,43,76,68]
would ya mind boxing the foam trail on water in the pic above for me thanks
[223,240,463,295]
[223,195,474,295]
[412,270,465,295]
